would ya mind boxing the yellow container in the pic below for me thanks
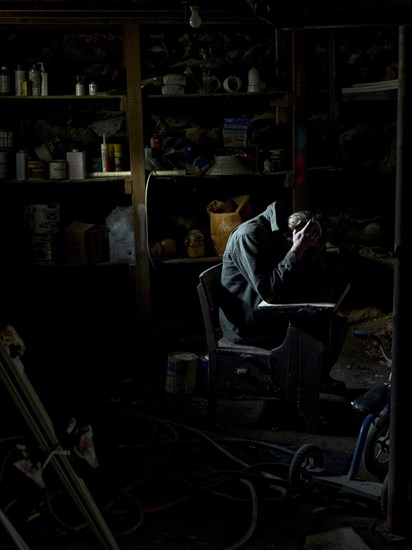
[28,160,46,181]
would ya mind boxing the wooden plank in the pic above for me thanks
[124,22,152,330]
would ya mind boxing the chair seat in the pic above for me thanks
[217,337,271,357]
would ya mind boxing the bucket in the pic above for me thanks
[165,352,198,394]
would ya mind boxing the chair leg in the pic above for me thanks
[207,354,218,424]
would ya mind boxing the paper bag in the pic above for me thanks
[207,195,253,256]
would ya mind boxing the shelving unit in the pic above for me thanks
[136,25,299,338]
[0,23,143,375]
[0,17,396,347]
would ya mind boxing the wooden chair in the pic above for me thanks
[197,263,347,433]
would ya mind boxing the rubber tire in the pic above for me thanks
[364,409,390,481]
[289,444,325,494]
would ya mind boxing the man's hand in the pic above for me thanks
[290,219,323,258]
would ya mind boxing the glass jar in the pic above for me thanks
[184,229,205,258]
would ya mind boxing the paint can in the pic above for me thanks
[165,352,198,394]
[0,151,9,179]
[49,160,67,180]
[24,203,60,235]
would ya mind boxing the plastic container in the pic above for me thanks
[29,64,41,96]
[0,66,10,95]
[184,229,205,258]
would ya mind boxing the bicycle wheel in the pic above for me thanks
[364,409,390,481]
[289,444,324,494]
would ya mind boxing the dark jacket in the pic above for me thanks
[219,202,329,347]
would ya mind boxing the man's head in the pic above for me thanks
[287,210,329,248]
[288,211,312,232]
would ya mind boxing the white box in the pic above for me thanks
[109,231,135,262]
[223,117,251,148]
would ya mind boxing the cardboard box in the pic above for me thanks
[109,231,135,263]
[65,221,109,265]
[223,117,251,148]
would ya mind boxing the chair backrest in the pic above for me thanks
[197,263,223,351]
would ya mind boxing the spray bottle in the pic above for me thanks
[101,134,110,172]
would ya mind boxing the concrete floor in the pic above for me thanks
[1,306,402,549]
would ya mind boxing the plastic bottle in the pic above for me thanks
[0,66,10,95]
[15,65,27,96]
[101,134,110,172]
[75,75,85,96]
[29,63,41,96]
[40,62,48,96]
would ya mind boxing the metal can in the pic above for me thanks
[88,82,98,96]
[49,160,67,180]
[75,80,85,96]
[165,352,198,394]
[16,150,28,180]
[27,160,46,181]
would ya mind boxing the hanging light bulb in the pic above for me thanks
[189,5,202,28]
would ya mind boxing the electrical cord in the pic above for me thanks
[223,478,258,550]
[0,406,295,547]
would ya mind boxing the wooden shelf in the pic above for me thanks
[146,90,289,100]
[0,94,125,100]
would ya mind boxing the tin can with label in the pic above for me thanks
[66,150,86,180]
[49,160,67,180]
[88,82,98,96]
[75,78,85,96]
[28,160,46,181]
[165,352,198,394]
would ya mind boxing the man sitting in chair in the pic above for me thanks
[219,201,348,394]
